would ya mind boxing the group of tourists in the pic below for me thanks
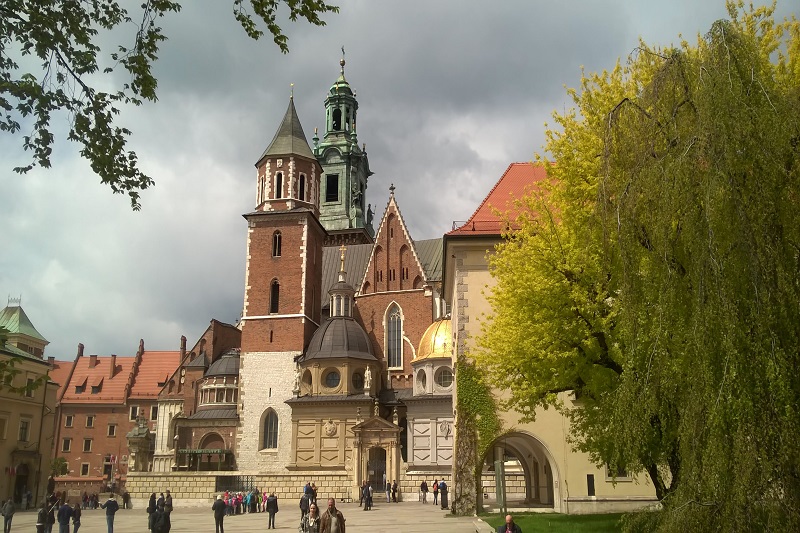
[211,481,346,533]
[145,490,173,533]
[418,479,449,509]
[33,492,120,533]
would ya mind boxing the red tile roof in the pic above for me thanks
[448,162,550,236]
[48,360,74,399]
[60,355,136,403]
[129,350,181,399]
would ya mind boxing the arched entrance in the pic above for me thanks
[479,432,561,513]
[366,447,386,491]
[13,463,29,504]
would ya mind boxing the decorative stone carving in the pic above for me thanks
[439,420,452,439]
[126,415,154,473]
[324,418,337,437]
[363,366,372,393]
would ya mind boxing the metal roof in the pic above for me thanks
[257,97,315,162]
[205,350,240,377]
[188,408,238,420]
[321,244,373,295]
[414,238,443,282]
[0,305,48,343]
[302,317,377,362]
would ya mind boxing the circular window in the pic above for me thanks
[324,370,341,389]
[417,370,427,391]
[434,367,453,388]
[352,372,364,390]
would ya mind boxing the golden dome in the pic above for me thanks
[413,319,453,362]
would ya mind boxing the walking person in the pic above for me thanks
[361,483,370,511]
[391,480,398,503]
[385,480,391,503]
[299,502,320,533]
[497,514,522,533]
[2,498,15,533]
[320,498,345,533]
[71,503,81,533]
[432,480,439,505]
[420,480,428,504]
[36,501,49,533]
[299,493,310,520]
[56,500,73,533]
[100,494,119,533]
[265,492,278,529]
[439,480,449,510]
[147,493,157,531]
[163,491,173,515]
[211,495,226,533]
[367,484,373,510]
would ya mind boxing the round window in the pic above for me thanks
[324,370,341,388]
[434,367,453,388]
[417,370,427,391]
[352,372,364,390]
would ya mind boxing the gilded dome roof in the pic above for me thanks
[413,319,452,362]
[303,317,377,362]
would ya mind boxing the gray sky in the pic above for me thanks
[1,0,792,359]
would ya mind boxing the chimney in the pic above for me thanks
[89,354,97,368]
[180,335,187,359]
[47,356,55,367]
[110,354,117,379]
[77,343,84,358]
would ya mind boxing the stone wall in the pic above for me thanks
[479,473,527,500]
[126,472,352,508]
[236,351,297,473]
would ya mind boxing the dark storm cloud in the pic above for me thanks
[2,0,788,358]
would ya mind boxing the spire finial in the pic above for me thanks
[290,83,294,99]
[389,183,395,196]
[340,46,346,74]
[338,244,347,282]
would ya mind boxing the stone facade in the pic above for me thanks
[235,351,298,472]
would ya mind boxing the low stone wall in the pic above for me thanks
[126,472,352,508]
[480,472,527,500]
[399,471,451,502]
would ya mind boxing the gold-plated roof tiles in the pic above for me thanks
[413,318,452,362]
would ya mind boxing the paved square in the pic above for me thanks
[9,500,489,532]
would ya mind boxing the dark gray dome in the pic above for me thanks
[303,317,377,362]
[205,349,240,377]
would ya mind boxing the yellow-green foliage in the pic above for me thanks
[479,1,800,530]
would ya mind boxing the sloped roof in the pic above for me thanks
[302,317,377,362]
[0,305,48,343]
[129,350,181,399]
[448,162,549,236]
[188,408,237,420]
[257,97,315,163]
[60,355,136,403]
[414,238,443,281]
[205,350,240,377]
[321,244,373,297]
[48,360,74,398]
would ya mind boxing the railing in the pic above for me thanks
[215,475,256,493]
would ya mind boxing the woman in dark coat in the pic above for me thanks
[265,492,279,529]
[147,493,157,531]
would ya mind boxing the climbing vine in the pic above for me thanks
[456,354,502,457]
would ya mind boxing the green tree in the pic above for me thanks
[0,0,338,209]
[51,457,68,477]
[478,2,800,530]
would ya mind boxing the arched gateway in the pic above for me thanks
[480,431,561,513]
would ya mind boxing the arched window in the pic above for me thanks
[270,280,280,314]
[332,109,342,131]
[262,410,278,449]
[272,231,282,257]
[275,173,283,199]
[386,304,402,368]
[299,174,306,201]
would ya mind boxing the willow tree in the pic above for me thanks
[479,2,800,530]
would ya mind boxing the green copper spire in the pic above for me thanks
[314,52,374,243]
[257,94,315,165]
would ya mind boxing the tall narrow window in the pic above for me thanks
[275,172,283,199]
[332,109,342,131]
[263,410,278,449]
[326,175,339,203]
[299,174,306,201]
[387,304,403,368]
[270,280,280,314]
[272,231,282,257]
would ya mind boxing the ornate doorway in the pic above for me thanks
[366,447,386,490]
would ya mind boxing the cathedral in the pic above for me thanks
[135,56,454,502]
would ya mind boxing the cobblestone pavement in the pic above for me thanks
[9,500,491,532]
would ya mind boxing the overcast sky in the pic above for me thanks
[1,1,792,360]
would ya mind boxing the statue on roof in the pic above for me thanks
[364,365,372,393]
[366,204,373,226]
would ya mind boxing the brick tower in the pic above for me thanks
[237,95,326,472]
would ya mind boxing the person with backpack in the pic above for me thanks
[432,480,439,505]
[299,493,310,520]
